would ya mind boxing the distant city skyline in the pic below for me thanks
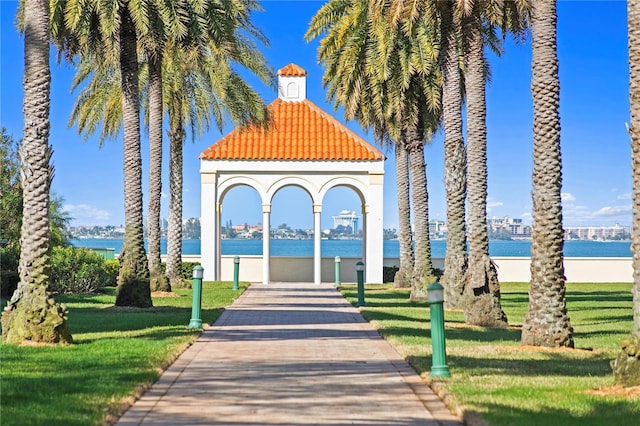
[0,1,632,231]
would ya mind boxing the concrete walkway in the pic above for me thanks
[117,283,462,426]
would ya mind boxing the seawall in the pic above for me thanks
[166,255,633,283]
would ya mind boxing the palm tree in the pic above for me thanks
[50,0,153,307]
[307,0,442,297]
[520,0,573,348]
[2,0,73,344]
[612,0,640,386]
[163,34,272,288]
[147,51,169,292]
[461,1,530,327]
[438,2,468,309]
[630,0,640,343]
[463,9,508,326]
[394,138,414,288]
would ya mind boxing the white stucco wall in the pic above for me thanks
[173,255,633,284]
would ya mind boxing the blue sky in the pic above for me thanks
[0,0,631,231]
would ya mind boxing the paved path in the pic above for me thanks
[117,283,462,426]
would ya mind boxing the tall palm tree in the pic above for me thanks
[143,0,200,293]
[147,51,169,292]
[307,0,441,297]
[438,2,468,309]
[50,0,153,307]
[520,0,573,348]
[394,137,414,288]
[630,0,640,342]
[2,0,72,344]
[612,0,640,386]
[308,0,417,290]
[463,10,507,325]
[462,1,530,327]
[163,35,272,288]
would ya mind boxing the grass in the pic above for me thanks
[339,282,640,426]
[0,281,248,426]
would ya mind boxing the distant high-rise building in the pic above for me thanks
[332,210,359,233]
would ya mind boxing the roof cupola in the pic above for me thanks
[277,63,307,102]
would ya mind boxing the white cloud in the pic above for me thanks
[486,199,503,212]
[64,204,111,223]
[617,193,632,200]
[561,192,576,203]
[161,192,168,199]
[594,205,632,217]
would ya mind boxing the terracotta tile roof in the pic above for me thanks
[277,63,308,77]
[200,98,384,161]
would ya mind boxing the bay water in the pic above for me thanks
[69,238,632,258]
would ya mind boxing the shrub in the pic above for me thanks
[49,246,112,294]
[383,266,399,283]
[0,246,20,299]
[103,260,119,287]
[182,262,201,279]
[0,270,19,299]
[161,261,202,280]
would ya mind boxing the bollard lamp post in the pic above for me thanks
[427,282,450,378]
[233,256,240,291]
[335,256,341,287]
[189,265,204,329]
[356,261,365,307]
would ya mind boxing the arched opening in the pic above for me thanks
[219,185,262,254]
[269,185,314,282]
[322,186,364,257]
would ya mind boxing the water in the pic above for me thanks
[69,238,632,258]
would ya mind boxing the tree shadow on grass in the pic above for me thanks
[361,309,429,324]
[341,287,430,308]
[464,397,640,426]
[411,351,613,378]
[66,304,224,341]
[566,290,632,304]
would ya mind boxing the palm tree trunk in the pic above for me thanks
[2,0,72,344]
[115,6,152,308]
[440,8,468,309]
[521,0,573,348]
[464,18,508,327]
[394,136,414,289]
[147,53,170,292]
[611,0,640,387]
[630,0,640,341]
[406,128,435,301]
[167,112,185,288]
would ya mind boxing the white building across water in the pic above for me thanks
[332,210,359,233]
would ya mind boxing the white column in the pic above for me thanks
[262,204,271,285]
[362,203,368,279]
[313,204,322,284]
[200,172,217,282]
[215,202,222,281]
[366,171,385,283]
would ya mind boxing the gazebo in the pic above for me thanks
[199,64,385,284]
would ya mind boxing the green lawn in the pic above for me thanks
[0,282,248,426]
[340,282,640,426]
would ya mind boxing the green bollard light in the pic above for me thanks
[335,256,341,287]
[233,256,240,290]
[356,261,365,306]
[427,282,450,378]
[188,265,204,329]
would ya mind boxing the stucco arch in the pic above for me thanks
[218,176,269,204]
[266,176,319,205]
[318,177,368,205]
